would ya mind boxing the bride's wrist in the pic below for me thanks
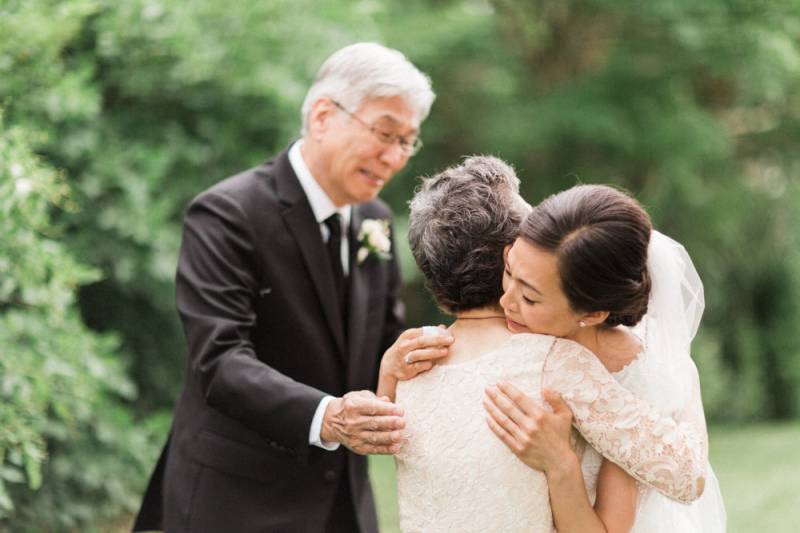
[543,449,579,482]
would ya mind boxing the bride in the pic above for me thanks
[486,184,726,532]
[376,156,724,532]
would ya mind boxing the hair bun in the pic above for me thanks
[520,184,653,330]
[605,269,651,327]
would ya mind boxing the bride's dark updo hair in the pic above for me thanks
[520,184,652,327]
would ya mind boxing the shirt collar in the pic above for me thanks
[288,140,352,229]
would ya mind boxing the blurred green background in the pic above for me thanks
[1,0,799,531]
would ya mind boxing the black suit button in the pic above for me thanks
[323,470,337,482]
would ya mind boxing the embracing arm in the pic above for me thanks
[376,328,453,401]
[546,453,637,533]
[544,339,708,503]
[484,385,636,533]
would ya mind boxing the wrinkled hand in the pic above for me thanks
[483,382,575,473]
[381,326,454,382]
[320,390,406,455]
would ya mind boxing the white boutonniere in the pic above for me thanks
[356,219,392,265]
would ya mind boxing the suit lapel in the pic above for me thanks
[273,150,346,357]
[347,208,370,367]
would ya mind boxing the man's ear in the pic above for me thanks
[580,310,609,327]
[307,98,338,140]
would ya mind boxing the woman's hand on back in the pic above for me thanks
[381,326,454,381]
[377,326,453,402]
[483,382,576,475]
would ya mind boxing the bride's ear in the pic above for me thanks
[579,310,608,328]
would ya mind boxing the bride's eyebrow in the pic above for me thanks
[519,277,543,296]
[504,253,543,295]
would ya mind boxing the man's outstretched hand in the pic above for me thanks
[320,390,406,455]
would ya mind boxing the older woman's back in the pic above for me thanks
[395,332,558,533]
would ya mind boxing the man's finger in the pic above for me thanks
[346,395,403,417]
[361,443,402,455]
[361,429,404,447]
[354,415,405,432]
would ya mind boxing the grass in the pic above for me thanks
[708,423,800,533]
[368,422,800,533]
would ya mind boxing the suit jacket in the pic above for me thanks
[133,147,405,532]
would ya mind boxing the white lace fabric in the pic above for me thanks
[395,334,554,533]
[544,338,708,504]
[395,333,709,532]
[578,350,726,533]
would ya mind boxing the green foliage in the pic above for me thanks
[0,116,160,529]
[0,0,163,529]
[387,0,800,421]
[52,0,385,411]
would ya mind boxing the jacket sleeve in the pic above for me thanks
[544,339,708,503]
[176,190,325,457]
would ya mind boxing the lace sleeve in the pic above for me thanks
[544,339,708,503]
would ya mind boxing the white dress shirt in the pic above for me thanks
[288,140,347,451]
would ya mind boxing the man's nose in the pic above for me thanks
[378,142,409,171]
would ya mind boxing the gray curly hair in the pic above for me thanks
[408,156,531,314]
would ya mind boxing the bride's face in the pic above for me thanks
[500,238,584,338]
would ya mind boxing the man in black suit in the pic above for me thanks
[133,42,450,532]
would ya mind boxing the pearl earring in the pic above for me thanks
[579,320,587,328]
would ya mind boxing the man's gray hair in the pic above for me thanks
[408,156,531,314]
[300,42,435,134]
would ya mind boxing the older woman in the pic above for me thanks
[385,157,708,533]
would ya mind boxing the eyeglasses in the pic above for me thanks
[332,100,423,156]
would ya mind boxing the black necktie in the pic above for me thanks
[324,214,347,318]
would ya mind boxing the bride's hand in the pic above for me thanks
[483,382,575,474]
[381,327,454,382]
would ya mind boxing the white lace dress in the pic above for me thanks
[577,355,726,533]
[395,333,707,533]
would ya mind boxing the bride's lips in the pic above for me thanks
[505,316,530,333]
